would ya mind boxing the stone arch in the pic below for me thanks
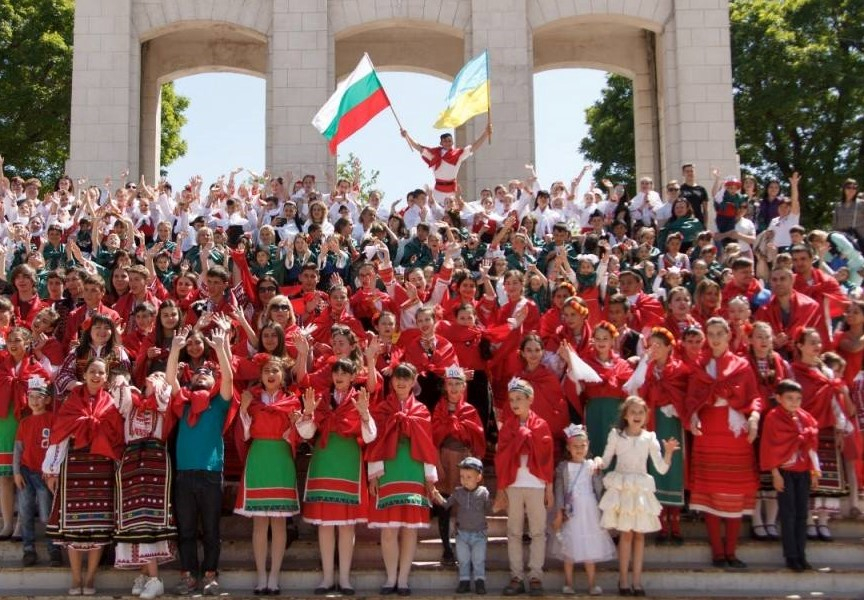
[328,0,472,39]
[526,0,672,33]
[131,0,271,41]
[138,21,267,179]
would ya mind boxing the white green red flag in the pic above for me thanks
[312,53,390,154]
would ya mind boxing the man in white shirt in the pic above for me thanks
[767,172,801,249]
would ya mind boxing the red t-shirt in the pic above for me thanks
[15,412,54,472]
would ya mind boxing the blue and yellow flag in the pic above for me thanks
[434,50,489,129]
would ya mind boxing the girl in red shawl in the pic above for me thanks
[431,366,485,564]
[727,296,753,355]
[296,347,379,595]
[441,268,497,327]
[686,317,761,568]
[679,325,706,369]
[626,327,691,543]
[366,362,439,595]
[580,322,634,460]
[30,307,64,371]
[43,358,124,595]
[0,327,50,539]
[791,328,856,541]
[538,282,578,343]
[662,287,701,341]
[399,307,459,412]
[691,278,722,328]
[544,295,592,356]
[487,270,541,395]
[836,299,864,388]
[8,264,49,328]
[168,271,201,316]
[235,355,301,595]
[747,321,791,541]
[133,299,182,386]
[309,285,365,347]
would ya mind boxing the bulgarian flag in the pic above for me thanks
[312,54,391,154]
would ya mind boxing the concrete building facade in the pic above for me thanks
[67,0,738,192]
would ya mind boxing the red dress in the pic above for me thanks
[431,397,485,494]
[685,351,761,517]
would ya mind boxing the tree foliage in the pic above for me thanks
[337,152,382,203]
[0,0,74,181]
[580,0,864,227]
[0,0,190,182]
[160,82,189,168]
[579,74,636,193]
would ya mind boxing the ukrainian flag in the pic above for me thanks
[434,50,490,129]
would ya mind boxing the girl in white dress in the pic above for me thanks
[551,424,616,596]
[597,397,679,596]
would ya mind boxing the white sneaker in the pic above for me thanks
[140,577,164,600]
[132,575,148,596]
[561,586,575,595]
[589,585,603,596]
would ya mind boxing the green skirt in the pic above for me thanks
[586,397,623,462]
[650,409,685,506]
[303,433,367,525]
[369,437,430,528]
[235,439,299,517]
[0,412,18,477]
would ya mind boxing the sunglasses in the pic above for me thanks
[667,187,680,192]
[271,304,291,312]
[846,184,859,190]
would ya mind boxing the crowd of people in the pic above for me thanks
[0,139,863,598]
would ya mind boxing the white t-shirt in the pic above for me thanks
[734,217,756,257]
[768,212,800,248]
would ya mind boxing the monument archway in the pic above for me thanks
[68,0,737,192]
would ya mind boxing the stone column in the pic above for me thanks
[66,0,138,180]
[466,0,534,195]
[268,0,332,180]
[661,0,737,182]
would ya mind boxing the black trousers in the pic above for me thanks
[777,470,810,561]
[174,470,224,574]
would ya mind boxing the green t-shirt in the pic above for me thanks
[176,393,230,472]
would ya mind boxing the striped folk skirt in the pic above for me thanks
[303,433,368,525]
[235,439,300,517]
[368,438,431,529]
[47,448,116,549]
[114,439,176,568]
[689,405,757,518]
[0,411,17,477]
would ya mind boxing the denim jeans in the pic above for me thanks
[455,530,487,581]
[174,470,223,574]
[18,466,57,553]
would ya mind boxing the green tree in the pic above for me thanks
[337,152,381,203]
[580,1,864,228]
[579,74,636,193]
[0,0,74,181]
[160,81,189,168]
[0,0,190,181]
[730,0,864,228]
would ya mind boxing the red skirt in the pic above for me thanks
[689,405,757,518]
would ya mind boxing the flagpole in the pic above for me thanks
[485,50,492,145]
[365,53,411,150]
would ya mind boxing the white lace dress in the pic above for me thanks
[597,429,669,533]
[553,461,617,564]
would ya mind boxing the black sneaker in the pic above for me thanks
[502,578,525,596]
[528,579,544,597]
[786,559,804,573]
[22,550,37,567]
[726,557,747,569]
[474,580,486,595]
[49,547,63,567]
[456,581,471,594]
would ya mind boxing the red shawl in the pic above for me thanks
[722,278,763,309]
[309,308,366,346]
[349,288,395,322]
[640,356,691,419]
[11,293,49,329]
[431,396,485,458]
[662,312,700,341]
[747,351,790,404]
[246,386,301,445]
[399,333,459,378]
[760,406,819,471]
[421,146,465,170]
[755,291,820,353]
[685,351,761,422]
[172,386,220,428]
[311,387,366,449]
[790,362,849,429]
[436,321,488,372]
[794,268,847,319]
[49,385,124,460]
[0,353,50,419]
[544,322,592,356]
[365,393,438,465]
[579,350,634,415]
[629,292,665,332]
[494,410,554,488]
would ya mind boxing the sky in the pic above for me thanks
[167,68,609,205]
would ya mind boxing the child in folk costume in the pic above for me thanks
[366,362,439,595]
[42,358,125,595]
[296,342,380,595]
[551,425,616,596]
[760,380,821,572]
[685,317,762,569]
[597,397,679,596]
[0,327,50,540]
[747,321,791,541]
[624,327,691,544]
[431,366,486,564]
[235,355,302,595]
[13,376,61,567]
[112,371,177,600]
[791,329,856,541]
[493,379,554,597]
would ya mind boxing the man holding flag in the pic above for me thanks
[401,50,493,202]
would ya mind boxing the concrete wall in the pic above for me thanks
[67,0,738,193]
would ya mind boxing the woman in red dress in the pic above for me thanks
[747,321,790,541]
[685,317,761,568]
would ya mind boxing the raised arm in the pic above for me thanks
[470,122,493,152]
[400,129,424,153]
[789,171,801,216]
